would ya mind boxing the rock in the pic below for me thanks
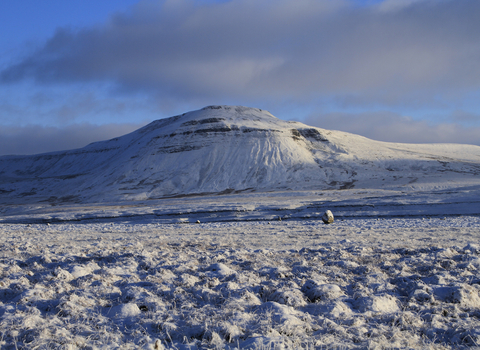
[322,210,334,224]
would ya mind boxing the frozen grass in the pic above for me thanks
[1,218,480,349]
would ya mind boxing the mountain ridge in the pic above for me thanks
[1,105,479,205]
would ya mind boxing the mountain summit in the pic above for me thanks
[1,105,479,204]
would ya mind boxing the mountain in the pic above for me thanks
[1,105,479,205]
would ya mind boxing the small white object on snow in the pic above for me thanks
[322,210,334,224]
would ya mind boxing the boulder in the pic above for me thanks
[322,210,334,224]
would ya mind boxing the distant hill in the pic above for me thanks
[1,105,479,205]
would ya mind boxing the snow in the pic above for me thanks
[1,211,480,349]
[0,105,480,348]
[1,105,479,205]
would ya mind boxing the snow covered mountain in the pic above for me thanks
[1,105,479,205]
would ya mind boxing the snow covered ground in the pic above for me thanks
[1,106,479,348]
[1,192,480,349]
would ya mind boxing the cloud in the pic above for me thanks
[0,83,165,126]
[0,123,144,156]
[2,0,480,108]
[375,0,430,13]
[305,111,480,146]
[450,110,480,124]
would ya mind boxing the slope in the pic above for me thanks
[0,105,479,205]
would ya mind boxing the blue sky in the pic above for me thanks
[1,0,479,155]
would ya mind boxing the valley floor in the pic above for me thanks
[1,214,480,349]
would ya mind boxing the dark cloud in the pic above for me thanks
[0,123,144,156]
[2,0,480,107]
[305,111,480,146]
[450,110,480,124]
[0,86,160,126]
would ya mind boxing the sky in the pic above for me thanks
[1,0,480,156]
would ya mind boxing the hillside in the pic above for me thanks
[1,105,479,205]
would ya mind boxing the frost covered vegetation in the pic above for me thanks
[1,217,480,349]
[1,105,480,349]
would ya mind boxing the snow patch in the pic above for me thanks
[109,303,142,318]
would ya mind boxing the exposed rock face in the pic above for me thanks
[0,105,479,205]
[322,210,334,224]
